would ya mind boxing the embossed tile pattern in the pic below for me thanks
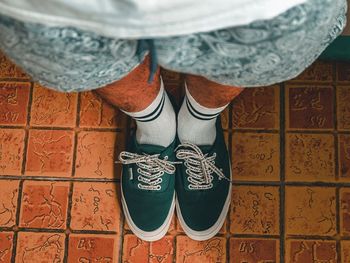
[285,239,337,263]
[230,186,279,235]
[79,91,127,128]
[0,82,30,126]
[176,236,226,263]
[122,234,174,263]
[0,52,29,79]
[68,234,119,263]
[285,186,336,236]
[2,52,350,262]
[0,180,19,227]
[25,129,74,177]
[286,133,335,182]
[70,182,121,231]
[231,132,280,181]
[15,232,66,263]
[0,232,14,263]
[337,86,350,130]
[19,181,69,229]
[286,86,334,130]
[229,238,280,263]
[30,84,77,127]
[342,240,350,263]
[232,86,279,129]
[75,131,118,179]
[0,129,25,176]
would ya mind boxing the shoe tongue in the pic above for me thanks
[198,144,214,155]
[137,143,166,155]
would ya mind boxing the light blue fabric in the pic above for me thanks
[0,0,347,92]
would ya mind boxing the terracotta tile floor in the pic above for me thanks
[1,52,350,263]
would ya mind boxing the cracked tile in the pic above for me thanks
[122,234,174,263]
[286,133,335,182]
[122,234,148,263]
[70,182,121,231]
[0,82,30,126]
[67,233,119,263]
[341,241,350,263]
[79,91,127,128]
[0,180,19,227]
[30,84,77,127]
[230,186,279,235]
[285,239,337,263]
[340,188,350,236]
[285,186,336,236]
[290,61,333,83]
[19,181,69,229]
[176,235,226,263]
[0,52,29,79]
[232,86,279,130]
[231,132,280,181]
[337,86,350,131]
[229,238,279,263]
[0,129,25,176]
[0,232,14,263]
[286,86,334,130]
[15,232,65,263]
[149,235,174,263]
[75,131,124,179]
[25,130,74,177]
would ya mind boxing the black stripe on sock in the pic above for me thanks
[133,93,165,121]
[136,93,166,122]
[186,97,219,121]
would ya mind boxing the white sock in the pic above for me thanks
[123,79,176,147]
[178,85,227,146]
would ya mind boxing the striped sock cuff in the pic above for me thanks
[133,92,165,122]
[185,97,220,120]
[123,78,166,122]
[185,84,227,121]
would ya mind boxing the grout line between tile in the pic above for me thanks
[64,181,74,263]
[0,124,127,132]
[10,231,18,263]
[10,179,24,263]
[3,176,350,186]
[336,186,341,263]
[0,176,121,182]
[279,82,286,263]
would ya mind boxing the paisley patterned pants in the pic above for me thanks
[0,0,347,92]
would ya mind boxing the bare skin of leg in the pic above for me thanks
[185,74,244,108]
[94,55,160,112]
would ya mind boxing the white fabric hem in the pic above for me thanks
[0,0,307,38]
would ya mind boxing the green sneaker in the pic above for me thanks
[119,136,178,241]
[175,117,231,241]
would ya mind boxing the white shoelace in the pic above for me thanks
[176,142,229,190]
[118,151,179,191]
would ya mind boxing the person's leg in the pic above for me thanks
[95,56,176,147]
[95,56,160,112]
[178,74,243,145]
[96,56,178,242]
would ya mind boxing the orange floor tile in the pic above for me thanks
[1,52,350,263]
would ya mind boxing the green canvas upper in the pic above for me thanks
[121,136,177,232]
[175,118,231,231]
